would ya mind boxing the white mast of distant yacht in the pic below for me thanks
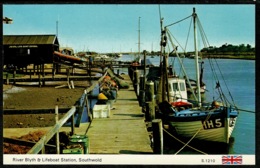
[193,8,201,107]
[138,17,141,59]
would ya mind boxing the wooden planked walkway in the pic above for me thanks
[86,74,153,154]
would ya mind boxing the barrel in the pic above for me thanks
[69,135,89,154]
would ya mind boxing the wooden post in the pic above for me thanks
[152,119,163,154]
[52,63,56,79]
[139,90,145,107]
[6,74,9,85]
[55,105,60,154]
[13,66,16,85]
[145,81,154,102]
[29,69,32,80]
[33,64,36,75]
[139,75,145,91]
[145,101,155,121]
[38,65,41,87]
[71,113,75,136]
[42,64,45,86]
[70,80,75,89]
[139,75,145,107]
[117,69,120,76]
[67,68,71,89]
[134,70,140,96]
[41,146,45,154]
[85,90,92,122]
[145,102,151,121]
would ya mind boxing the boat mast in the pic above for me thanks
[193,8,201,107]
[138,17,141,59]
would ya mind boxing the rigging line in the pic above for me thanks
[184,17,193,52]
[197,17,210,47]
[236,108,255,113]
[213,58,236,106]
[197,22,207,49]
[207,58,219,98]
[163,128,208,155]
[165,35,184,77]
[167,29,186,52]
[165,15,192,28]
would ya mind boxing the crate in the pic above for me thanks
[62,148,84,154]
[93,104,110,118]
[69,135,89,154]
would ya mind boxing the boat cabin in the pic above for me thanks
[168,77,188,102]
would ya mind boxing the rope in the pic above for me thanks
[174,127,203,155]
[168,111,213,154]
[163,128,208,155]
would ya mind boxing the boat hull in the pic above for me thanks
[158,105,238,144]
[168,117,237,143]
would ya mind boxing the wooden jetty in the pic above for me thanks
[3,70,154,154]
[86,74,153,154]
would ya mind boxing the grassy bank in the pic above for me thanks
[204,55,255,60]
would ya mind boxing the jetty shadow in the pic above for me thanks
[113,113,144,118]
[119,150,152,154]
[116,98,138,101]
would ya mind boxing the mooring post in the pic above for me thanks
[145,101,155,121]
[138,75,145,107]
[55,105,60,154]
[139,90,145,107]
[145,80,154,102]
[140,75,145,90]
[145,80,155,118]
[134,70,140,96]
[152,119,163,154]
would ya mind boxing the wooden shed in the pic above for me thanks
[3,35,59,67]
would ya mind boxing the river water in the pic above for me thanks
[116,55,255,155]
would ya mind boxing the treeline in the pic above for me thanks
[201,43,255,54]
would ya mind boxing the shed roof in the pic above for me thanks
[3,35,59,45]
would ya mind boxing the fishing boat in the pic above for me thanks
[157,8,239,144]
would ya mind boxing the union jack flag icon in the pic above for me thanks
[222,155,242,165]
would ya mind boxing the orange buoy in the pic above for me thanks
[104,75,111,80]
[98,93,108,100]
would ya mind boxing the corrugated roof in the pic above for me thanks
[3,35,58,45]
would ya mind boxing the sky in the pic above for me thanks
[3,4,255,53]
